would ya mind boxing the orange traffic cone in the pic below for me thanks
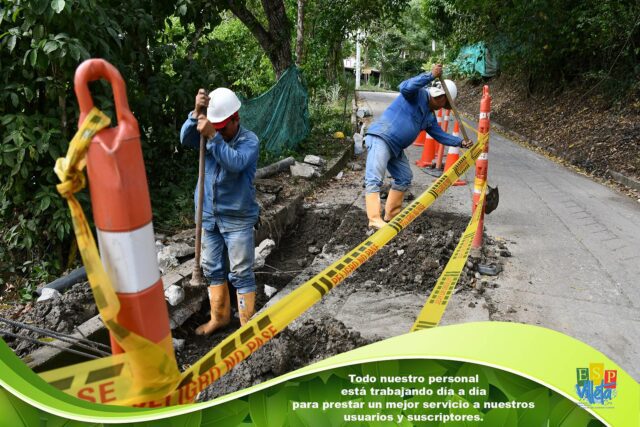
[416,131,436,167]
[413,130,426,147]
[443,120,467,186]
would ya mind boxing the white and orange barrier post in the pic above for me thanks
[443,120,467,186]
[471,86,491,251]
[416,131,436,167]
[74,59,175,359]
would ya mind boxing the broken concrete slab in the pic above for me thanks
[303,155,326,166]
[290,162,318,178]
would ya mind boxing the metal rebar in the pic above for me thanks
[0,316,111,356]
[0,329,100,360]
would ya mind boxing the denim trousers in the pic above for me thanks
[364,135,413,194]
[201,225,256,294]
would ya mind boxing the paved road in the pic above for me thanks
[358,90,640,380]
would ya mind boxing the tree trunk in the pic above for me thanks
[225,0,292,78]
[295,0,305,66]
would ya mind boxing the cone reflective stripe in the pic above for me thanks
[472,86,491,250]
[416,131,437,167]
[444,120,467,186]
[74,59,175,359]
[413,130,426,146]
[435,109,450,170]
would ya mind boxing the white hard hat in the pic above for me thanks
[428,79,457,101]
[206,88,241,127]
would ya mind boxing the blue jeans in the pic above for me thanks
[364,135,412,194]
[201,225,256,294]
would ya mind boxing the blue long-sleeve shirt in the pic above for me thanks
[180,113,259,232]
[365,72,462,157]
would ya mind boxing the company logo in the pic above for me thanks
[576,363,617,406]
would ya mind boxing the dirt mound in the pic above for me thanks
[2,283,97,357]
[196,316,370,401]
[456,77,640,182]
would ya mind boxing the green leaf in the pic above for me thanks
[28,49,37,67]
[40,196,51,212]
[10,92,18,107]
[51,0,66,14]
[200,399,250,427]
[517,387,549,427]
[68,43,80,61]
[43,40,58,54]
[7,34,17,53]
[178,4,187,15]
[549,398,595,426]
[483,406,518,426]
[0,387,40,426]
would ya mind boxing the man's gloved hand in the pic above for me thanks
[431,64,443,78]
[194,88,209,116]
[197,114,215,140]
[461,138,473,149]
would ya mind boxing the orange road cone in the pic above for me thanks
[444,120,467,186]
[416,131,436,167]
[413,130,426,146]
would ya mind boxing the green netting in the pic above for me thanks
[240,66,310,155]
[452,42,499,77]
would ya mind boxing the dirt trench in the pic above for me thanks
[174,199,504,401]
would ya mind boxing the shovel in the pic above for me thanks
[190,133,207,287]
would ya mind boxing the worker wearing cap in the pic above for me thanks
[363,64,473,229]
[180,88,259,335]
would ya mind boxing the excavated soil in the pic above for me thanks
[1,282,97,357]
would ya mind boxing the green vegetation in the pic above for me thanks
[2,0,637,294]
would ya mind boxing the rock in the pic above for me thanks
[165,285,185,306]
[166,242,195,258]
[397,249,405,256]
[474,272,482,279]
[173,338,186,353]
[304,155,326,166]
[257,192,277,208]
[334,171,344,180]
[414,275,423,284]
[499,249,512,257]
[466,260,474,269]
[264,285,278,298]
[158,250,179,274]
[290,162,318,179]
[416,235,424,243]
[308,246,321,255]
[297,259,307,267]
[356,107,372,118]
[254,239,276,269]
[255,180,283,194]
[363,280,377,288]
[37,288,61,303]
[348,162,363,171]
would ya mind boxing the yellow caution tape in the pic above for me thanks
[45,108,180,405]
[411,184,486,331]
[42,130,489,407]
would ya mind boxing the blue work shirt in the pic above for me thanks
[180,113,260,232]
[365,72,462,157]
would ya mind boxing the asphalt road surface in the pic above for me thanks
[358,90,640,381]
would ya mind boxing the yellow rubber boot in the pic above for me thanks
[384,189,405,221]
[237,291,256,326]
[195,283,231,335]
[365,193,387,230]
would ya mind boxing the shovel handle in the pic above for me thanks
[193,134,206,271]
[438,76,470,142]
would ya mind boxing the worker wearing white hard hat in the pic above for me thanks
[363,64,472,230]
[180,87,260,336]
